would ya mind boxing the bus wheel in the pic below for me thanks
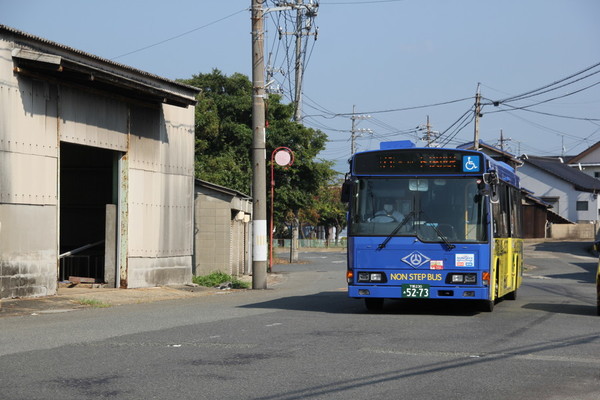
[365,298,384,312]
[505,289,517,301]
[480,300,495,312]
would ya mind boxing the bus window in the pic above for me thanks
[349,177,487,242]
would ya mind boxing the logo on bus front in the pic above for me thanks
[401,251,431,269]
[462,156,480,172]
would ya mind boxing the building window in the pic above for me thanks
[595,172,600,179]
[576,201,588,211]
[541,197,559,210]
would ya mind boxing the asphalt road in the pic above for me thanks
[0,242,598,400]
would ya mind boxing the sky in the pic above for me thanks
[3,0,600,172]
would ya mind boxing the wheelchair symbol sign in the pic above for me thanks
[462,156,480,172]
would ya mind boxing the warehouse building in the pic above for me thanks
[0,25,200,298]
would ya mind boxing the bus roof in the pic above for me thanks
[350,144,519,187]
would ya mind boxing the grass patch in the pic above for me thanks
[193,271,250,289]
[75,298,111,308]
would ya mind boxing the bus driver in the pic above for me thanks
[371,202,403,222]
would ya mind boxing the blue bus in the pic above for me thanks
[341,141,523,312]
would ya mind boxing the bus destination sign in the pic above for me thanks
[353,150,483,175]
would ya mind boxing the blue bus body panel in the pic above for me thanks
[347,236,491,300]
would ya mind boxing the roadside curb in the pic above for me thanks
[0,273,284,318]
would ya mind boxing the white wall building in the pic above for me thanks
[518,155,600,223]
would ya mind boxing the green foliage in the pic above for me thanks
[192,271,250,289]
[180,68,343,236]
[75,298,111,308]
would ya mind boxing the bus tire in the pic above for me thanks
[365,298,384,312]
[480,299,494,312]
[505,289,517,301]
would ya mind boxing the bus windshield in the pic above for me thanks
[349,177,487,243]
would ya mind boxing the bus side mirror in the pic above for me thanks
[341,180,353,203]
[482,171,500,203]
[477,183,499,203]
[490,184,500,203]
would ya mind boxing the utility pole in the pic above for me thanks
[474,84,481,150]
[420,115,439,147]
[498,129,512,152]
[275,1,318,121]
[266,1,318,264]
[293,0,303,121]
[350,105,372,155]
[251,0,268,289]
[425,115,432,146]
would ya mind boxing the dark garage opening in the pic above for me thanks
[59,142,118,284]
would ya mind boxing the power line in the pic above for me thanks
[111,8,247,60]
[437,106,476,147]
[484,80,600,113]
[303,97,473,118]
[487,60,600,105]
[492,103,600,122]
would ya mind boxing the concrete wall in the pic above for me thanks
[194,185,251,277]
[550,223,596,240]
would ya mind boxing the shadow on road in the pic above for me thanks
[240,291,359,314]
[521,302,597,316]
[241,290,487,317]
[543,261,597,283]
[529,240,595,257]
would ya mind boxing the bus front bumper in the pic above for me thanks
[348,285,490,300]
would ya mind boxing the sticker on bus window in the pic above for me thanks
[462,156,480,172]
[430,260,444,270]
[455,254,475,267]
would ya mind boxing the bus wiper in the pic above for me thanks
[376,211,416,251]
[417,211,456,250]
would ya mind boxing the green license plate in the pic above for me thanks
[402,284,430,298]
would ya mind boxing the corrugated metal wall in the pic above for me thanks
[125,104,195,287]
[0,47,59,297]
[59,86,129,151]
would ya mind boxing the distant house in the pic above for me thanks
[566,141,600,180]
[518,155,600,223]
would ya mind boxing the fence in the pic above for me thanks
[273,238,347,248]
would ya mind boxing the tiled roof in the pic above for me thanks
[568,141,600,164]
[522,155,600,192]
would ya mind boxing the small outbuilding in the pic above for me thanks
[0,25,200,298]
[194,180,252,278]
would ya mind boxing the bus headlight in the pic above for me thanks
[357,272,387,283]
[447,273,477,285]
[370,273,383,282]
[358,272,370,282]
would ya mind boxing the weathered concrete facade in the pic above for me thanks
[0,25,200,298]
[194,180,252,277]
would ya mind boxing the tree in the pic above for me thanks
[314,184,348,244]
[180,69,253,193]
[179,69,341,239]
